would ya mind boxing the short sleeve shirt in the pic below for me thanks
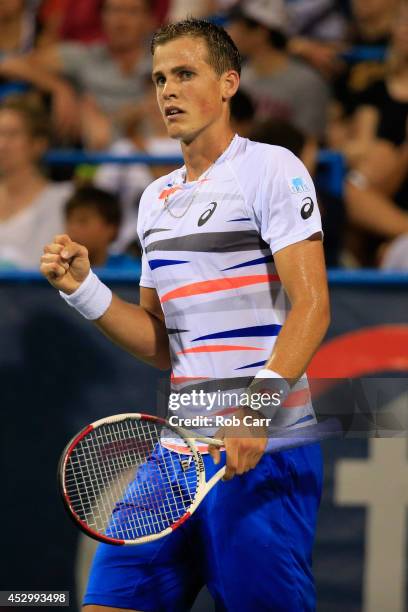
[137,135,322,433]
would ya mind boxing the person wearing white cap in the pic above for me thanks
[233,0,290,32]
[229,0,331,140]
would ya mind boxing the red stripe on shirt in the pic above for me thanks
[177,344,265,355]
[161,274,280,303]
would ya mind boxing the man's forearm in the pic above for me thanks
[345,182,408,238]
[95,294,171,371]
[0,55,66,95]
[265,298,330,382]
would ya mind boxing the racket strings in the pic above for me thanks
[64,418,200,542]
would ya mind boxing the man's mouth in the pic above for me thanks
[165,107,184,118]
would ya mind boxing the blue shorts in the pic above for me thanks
[83,443,323,612]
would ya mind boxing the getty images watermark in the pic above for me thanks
[167,389,284,428]
[157,377,408,438]
[168,389,283,412]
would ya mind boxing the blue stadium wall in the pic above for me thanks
[0,271,407,612]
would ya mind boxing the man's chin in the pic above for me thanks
[166,126,185,140]
[166,126,201,145]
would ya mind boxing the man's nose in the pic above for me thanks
[162,79,178,99]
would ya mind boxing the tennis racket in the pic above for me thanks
[59,412,342,545]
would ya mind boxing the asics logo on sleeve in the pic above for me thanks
[198,202,217,226]
[301,197,314,220]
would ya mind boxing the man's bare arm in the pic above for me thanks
[266,234,330,381]
[209,235,330,478]
[40,235,171,371]
[94,288,171,371]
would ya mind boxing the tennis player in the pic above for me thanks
[41,18,330,612]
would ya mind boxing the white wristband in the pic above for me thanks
[251,368,291,410]
[255,368,285,380]
[59,270,112,320]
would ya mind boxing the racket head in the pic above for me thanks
[58,413,206,545]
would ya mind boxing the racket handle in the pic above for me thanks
[190,435,224,448]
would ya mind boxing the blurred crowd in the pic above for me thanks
[0,0,407,271]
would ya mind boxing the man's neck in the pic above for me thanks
[181,125,236,182]
[250,46,288,76]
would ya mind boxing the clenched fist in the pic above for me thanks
[40,234,90,294]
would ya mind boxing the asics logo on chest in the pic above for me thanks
[198,202,217,227]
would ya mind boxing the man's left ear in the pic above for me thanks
[221,70,240,102]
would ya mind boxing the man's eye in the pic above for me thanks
[156,76,165,86]
[181,71,193,79]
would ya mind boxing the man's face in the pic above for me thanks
[102,0,152,50]
[152,36,226,143]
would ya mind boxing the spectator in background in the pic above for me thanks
[0,0,154,148]
[343,1,408,267]
[64,186,139,267]
[329,0,400,151]
[168,0,226,21]
[345,138,408,266]
[151,0,171,25]
[250,118,345,266]
[228,0,331,141]
[38,0,104,44]
[347,1,408,164]
[0,0,41,60]
[37,0,168,44]
[348,0,398,57]
[287,0,349,79]
[0,97,72,269]
[287,0,348,43]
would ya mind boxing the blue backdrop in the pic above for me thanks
[1,271,407,611]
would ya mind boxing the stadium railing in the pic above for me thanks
[0,269,407,285]
[43,149,347,199]
[339,46,387,63]
[0,81,30,100]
